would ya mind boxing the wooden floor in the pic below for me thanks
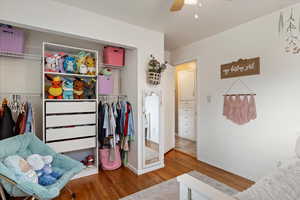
[175,136,197,157]
[52,150,254,200]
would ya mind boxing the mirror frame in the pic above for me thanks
[142,90,164,169]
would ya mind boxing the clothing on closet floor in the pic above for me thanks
[223,94,257,125]
[98,100,135,166]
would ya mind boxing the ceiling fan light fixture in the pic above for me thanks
[184,0,198,5]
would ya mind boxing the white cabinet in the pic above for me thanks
[42,42,99,179]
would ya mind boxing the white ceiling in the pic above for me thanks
[53,0,300,50]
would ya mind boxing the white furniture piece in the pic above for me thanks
[177,174,235,200]
[42,42,99,179]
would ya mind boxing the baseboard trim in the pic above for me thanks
[126,163,165,175]
[174,149,197,159]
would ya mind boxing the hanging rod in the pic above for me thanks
[0,92,42,97]
[0,52,42,61]
[223,94,256,96]
[99,94,127,97]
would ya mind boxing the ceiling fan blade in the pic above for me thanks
[170,0,184,12]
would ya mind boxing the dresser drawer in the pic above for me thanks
[45,101,96,114]
[47,137,96,153]
[46,113,96,128]
[46,125,96,142]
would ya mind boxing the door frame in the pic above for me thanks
[174,59,198,158]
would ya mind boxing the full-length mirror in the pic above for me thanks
[143,91,162,167]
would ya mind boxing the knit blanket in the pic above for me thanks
[235,159,300,200]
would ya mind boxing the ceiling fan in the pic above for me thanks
[170,0,199,12]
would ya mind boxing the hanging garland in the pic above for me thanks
[279,8,300,54]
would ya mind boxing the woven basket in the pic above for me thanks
[148,71,161,85]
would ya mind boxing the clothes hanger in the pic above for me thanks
[223,79,256,96]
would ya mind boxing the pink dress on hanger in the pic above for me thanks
[248,94,257,120]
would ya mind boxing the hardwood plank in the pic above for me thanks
[14,150,254,200]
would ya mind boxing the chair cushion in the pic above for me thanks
[0,133,84,199]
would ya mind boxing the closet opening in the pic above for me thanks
[174,61,197,158]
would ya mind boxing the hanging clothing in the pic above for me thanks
[98,100,135,166]
[98,101,106,148]
[25,103,35,133]
[0,105,16,140]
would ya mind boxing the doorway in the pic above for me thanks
[175,61,197,157]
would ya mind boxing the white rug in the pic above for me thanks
[120,171,238,200]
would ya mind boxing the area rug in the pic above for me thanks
[120,171,238,200]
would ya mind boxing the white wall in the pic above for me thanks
[0,0,165,173]
[171,3,300,181]
[163,51,175,153]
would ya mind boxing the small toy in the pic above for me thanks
[45,54,58,72]
[57,52,67,73]
[81,155,94,168]
[99,68,112,76]
[73,78,84,99]
[3,155,38,184]
[86,56,96,75]
[62,78,73,99]
[76,51,89,74]
[63,56,77,73]
[27,154,63,186]
[84,79,96,99]
[48,76,63,99]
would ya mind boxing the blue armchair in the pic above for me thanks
[0,133,84,200]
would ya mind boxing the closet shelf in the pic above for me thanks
[44,99,96,102]
[0,52,41,61]
[45,72,97,78]
[100,63,125,70]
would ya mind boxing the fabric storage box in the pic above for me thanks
[98,75,114,94]
[103,46,125,67]
[99,146,122,170]
[0,26,24,54]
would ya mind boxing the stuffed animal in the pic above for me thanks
[57,52,67,73]
[76,51,89,74]
[45,54,58,72]
[27,154,62,186]
[86,56,96,75]
[63,78,73,99]
[73,78,84,99]
[48,76,63,99]
[63,56,77,73]
[84,79,96,99]
[99,68,112,76]
[3,155,38,184]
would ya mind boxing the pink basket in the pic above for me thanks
[0,26,24,54]
[98,75,114,95]
[99,146,122,170]
[103,46,125,67]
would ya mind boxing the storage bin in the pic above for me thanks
[0,26,24,54]
[98,75,114,94]
[99,146,122,170]
[103,46,125,67]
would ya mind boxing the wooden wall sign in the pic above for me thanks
[221,57,260,79]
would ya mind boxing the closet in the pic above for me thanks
[0,25,137,179]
